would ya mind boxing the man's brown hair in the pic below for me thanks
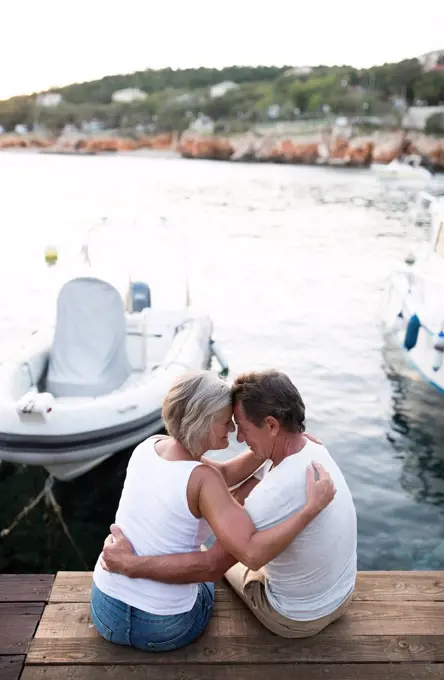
[232,370,305,433]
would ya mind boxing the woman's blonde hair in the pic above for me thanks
[162,370,232,457]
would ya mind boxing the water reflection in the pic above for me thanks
[383,342,444,507]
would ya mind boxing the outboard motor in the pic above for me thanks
[130,281,152,312]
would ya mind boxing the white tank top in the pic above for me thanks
[245,439,357,620]
[93,437,212,615]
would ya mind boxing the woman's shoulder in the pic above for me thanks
[128,436,160,465]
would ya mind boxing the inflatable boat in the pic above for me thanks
[0,274,228,481]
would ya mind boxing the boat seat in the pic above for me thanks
[46,277,131,398]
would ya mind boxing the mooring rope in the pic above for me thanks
[0,476,54,538]
[0,474,88,569]
[44,483,89,569]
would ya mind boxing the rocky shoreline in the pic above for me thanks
[0,132,175,153]
[178,130,444,171]
[1,129,443,171]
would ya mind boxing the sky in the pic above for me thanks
[1,0,443,100]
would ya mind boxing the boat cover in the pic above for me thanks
[46,277,131,398]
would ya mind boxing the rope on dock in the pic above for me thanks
[1,474,88,569]
[44,483,89,569]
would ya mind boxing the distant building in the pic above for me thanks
[402,105,444,130]
[81,119,105,134]
[392,96,407,112]
[14,124,28,135]
[189,114,214,134]
[283,66,313,77]
[61,123,79,136]
[36,92,63,107]
[174,92,195,105]
[209,81,238,98]
[111,88,147,103]
[32,122,49,134]
[417,49,444,72]
[267,104,280,120]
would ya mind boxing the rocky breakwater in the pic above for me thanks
[0,134,53,150]
[178,130,444,171]
[0,132,176,153]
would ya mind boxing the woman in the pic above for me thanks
[91,370,334,652]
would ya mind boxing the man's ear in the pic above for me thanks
[264,415,280,437]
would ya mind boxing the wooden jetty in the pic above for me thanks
[1,570,444,678]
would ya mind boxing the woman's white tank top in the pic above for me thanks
[93,437,212,614]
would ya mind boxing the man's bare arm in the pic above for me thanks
[101,528,235,583]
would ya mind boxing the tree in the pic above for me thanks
[425,112,444,135]
[414,71,444,105]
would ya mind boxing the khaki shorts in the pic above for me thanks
[224,562,353,638]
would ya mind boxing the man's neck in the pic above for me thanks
[271,432,307,467]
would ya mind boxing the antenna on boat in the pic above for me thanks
[182,225,191,308]
[185,270,191,307]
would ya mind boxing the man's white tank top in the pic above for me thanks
[93,437,212,615]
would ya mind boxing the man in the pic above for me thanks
[101,370,357,638]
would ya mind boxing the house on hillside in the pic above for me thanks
[210,81,238,98]
[174,92,195,105]
[14,124,28,135]
[267,104,280,119]
[81,119,105,134]
[189,114,214,134]
[36,92,63,107]
[111,88,147,104]
[283,66,313,77]
[418,49,444,72]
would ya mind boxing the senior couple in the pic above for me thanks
[91,369,357,651]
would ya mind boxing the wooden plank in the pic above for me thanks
[354,572,444,602]
[49,571,444,603]
[49,572,240,604]
[19,664,444,680]
[25,635,444,664]
[33,600,444,639]
[0,603,45,654]
[49,572,91,603]
[0,575,55,603]
[0,656,25,680]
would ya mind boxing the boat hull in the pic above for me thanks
[0,312,215,480]
[383,275,444,394]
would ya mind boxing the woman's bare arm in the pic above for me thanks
[202,449,264,487]
[202,433,322,488]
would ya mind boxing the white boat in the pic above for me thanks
[0,274,227,481]
[383,195,444,393]
[371,156,433,183]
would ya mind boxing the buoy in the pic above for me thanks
[44,246,58,266]
[404,314,420,351]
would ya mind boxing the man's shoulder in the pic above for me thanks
[245,458,308,529]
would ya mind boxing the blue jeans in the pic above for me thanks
[90,581,214,652]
